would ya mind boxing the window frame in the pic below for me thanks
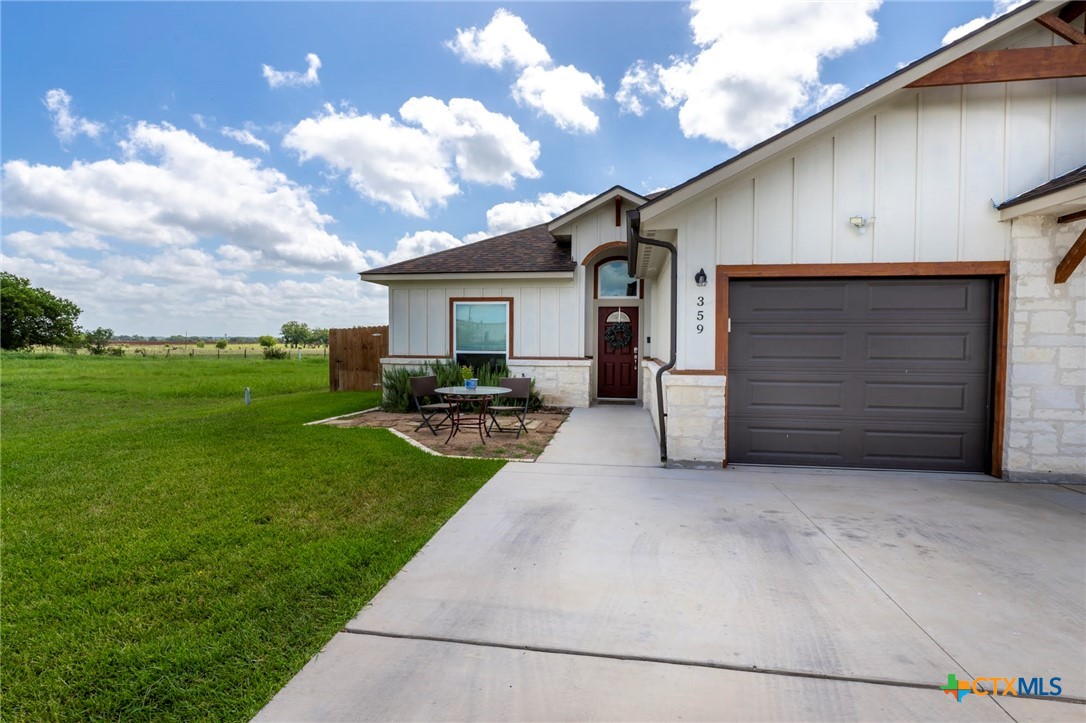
[449,298,513,361]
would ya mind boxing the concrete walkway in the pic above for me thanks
[256,410,1086,722]
[537,405,661,467]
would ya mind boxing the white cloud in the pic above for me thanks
[447,9,605,134]
[2,230,109,266]
[942,0,1029,45]
[221,126,270,152]
[3,121,367,271]
[192,113,209,129]
[618,0,880,149]
[284,106,457,218]
[615,61,661,117]
[365,230,465,267]
[43,89,104,145]
[399,97,541,186]
[262,52,322,88]
[513,65,606,134]
[1,248,389,335]
[4,229,108,253]
[284,99,541,217]
[447,8,551,69]
[461,190,596,242]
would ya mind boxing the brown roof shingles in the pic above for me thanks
[361,224,575,276]
[997,164,1086,210]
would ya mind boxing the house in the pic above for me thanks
[362,1,1086,482]
[361,187,649,409]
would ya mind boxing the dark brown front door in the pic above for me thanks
[597,307,638,399]
[728,277,993,472]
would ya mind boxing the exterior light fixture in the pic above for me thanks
[849,216,875,233]
[694,268,708,287]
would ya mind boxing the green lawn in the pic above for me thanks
[1,353,504,721]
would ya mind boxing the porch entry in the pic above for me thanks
[597,307,638,399]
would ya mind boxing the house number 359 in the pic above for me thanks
[695,296,705,333]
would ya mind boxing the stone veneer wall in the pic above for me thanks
[1005,216,1086,482]
[642,359,725,466]
[507,359,591,408]
[379,357,591,408]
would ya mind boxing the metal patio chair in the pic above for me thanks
[487,377,531,438]
[410,375,453,435]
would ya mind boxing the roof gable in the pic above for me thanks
[547,185,647,236]
[638,1,1062,225]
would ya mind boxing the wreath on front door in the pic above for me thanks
[604,322,633,350]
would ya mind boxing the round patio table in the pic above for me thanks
[435,386,511,444]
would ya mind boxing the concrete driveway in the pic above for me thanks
[257,409,1085,722]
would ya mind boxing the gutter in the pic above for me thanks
[627,209,676,463]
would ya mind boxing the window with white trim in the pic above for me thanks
[598,259,639,298]
[453,301,509,367]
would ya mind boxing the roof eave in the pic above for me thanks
[360,270,576,285]
[998,185,1086,221]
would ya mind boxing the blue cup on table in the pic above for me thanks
[465,378,478,390]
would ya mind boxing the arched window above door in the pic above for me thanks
[597,259,639,298]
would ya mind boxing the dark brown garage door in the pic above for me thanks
[727,277,993,472]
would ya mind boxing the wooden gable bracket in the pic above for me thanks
[1058,1,1086,26]
[1037,2,1086,44]
[909,4,1086,88]
[1055,226,1086,284]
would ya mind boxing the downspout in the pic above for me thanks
[627,209,677,463]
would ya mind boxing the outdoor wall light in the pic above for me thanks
[694,268,708,287]
[849,216,874,233]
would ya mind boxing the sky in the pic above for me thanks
[1,1,1021,337]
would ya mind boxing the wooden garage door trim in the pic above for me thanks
[715,262,1010,476]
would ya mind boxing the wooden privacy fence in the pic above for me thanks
[329,326,389,392]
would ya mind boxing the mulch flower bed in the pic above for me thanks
[324,408,570,460]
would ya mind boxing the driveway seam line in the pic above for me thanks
[339,628,1085,706]
[772,484,1018,722]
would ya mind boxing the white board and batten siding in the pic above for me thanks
[711,79,1086,268]
[568,201,634,262]
[386,201,640,362]
[387,282,580,359]
[656,75,1086,371]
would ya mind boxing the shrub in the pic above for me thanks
[84,327,114,356]
[380,365,424,412]
[380,359,544,412]
[195,341,206,349]
[429,358,464,389]
[106,346,125,357]
[215,339,228,350]
[263,346,288,360]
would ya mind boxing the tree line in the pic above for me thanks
[0,273,332,352]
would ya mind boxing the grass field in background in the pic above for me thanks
[37,341,332,358]
[1,353,504,721]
